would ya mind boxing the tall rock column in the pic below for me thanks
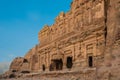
[102,0,120,80]
[105,0,120,67]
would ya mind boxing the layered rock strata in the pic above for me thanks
[1,0,120,80]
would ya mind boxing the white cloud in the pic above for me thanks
[8,54,16,59]
[0,62,10,74]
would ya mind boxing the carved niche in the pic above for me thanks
[86,44,93,54]
[116,28,120,41]
[92,0,104,20]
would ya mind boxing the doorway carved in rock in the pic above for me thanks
[50,59,63,71]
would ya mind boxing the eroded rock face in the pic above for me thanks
[1,0,120,80]
[10,57,24,72]
[10,57,30,73]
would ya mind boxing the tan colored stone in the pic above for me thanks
[1,0,120,80]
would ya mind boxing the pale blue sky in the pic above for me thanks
[0,0,72,66]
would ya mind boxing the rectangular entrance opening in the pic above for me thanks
[42,64,45,71]
[55,59,63,70]
[66,57,73,69]
[50,59,63,71]
[88,56,93,67]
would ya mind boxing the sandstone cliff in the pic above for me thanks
[1,0,120,80]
